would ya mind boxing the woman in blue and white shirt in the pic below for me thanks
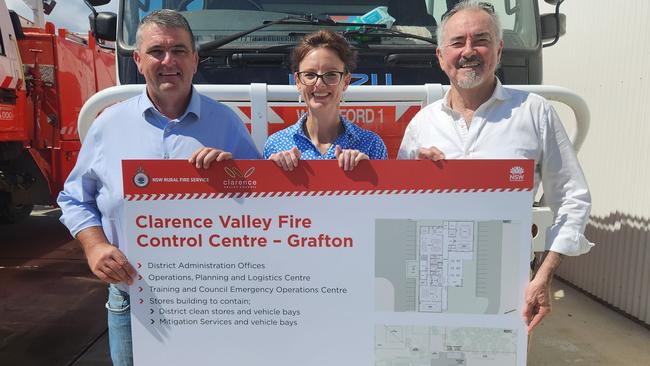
[263,30,387,171]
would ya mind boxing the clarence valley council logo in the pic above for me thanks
[509,166,525,182]
[223,166,256,189]
[133,167,150,188]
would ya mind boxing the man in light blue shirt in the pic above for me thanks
[57,10,259,366]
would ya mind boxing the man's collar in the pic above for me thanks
[138,86,200,121]
[137,87,155,117]
[184,87,201,119]
[491,78,511,101]
[442,77,510,111]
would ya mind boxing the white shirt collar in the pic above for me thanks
[442,78,511,113]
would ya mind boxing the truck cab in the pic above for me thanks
[112,0,555,87]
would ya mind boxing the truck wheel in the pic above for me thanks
[0,193,33,224]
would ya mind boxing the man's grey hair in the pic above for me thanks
[436,0,503,49]
[135,9,196,51]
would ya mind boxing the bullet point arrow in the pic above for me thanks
[137,262,142,269]
[150,308,154,314]
[150,319,155,325]
[139,298,144,304]
[138,286,143,292]
[138,274,143,280]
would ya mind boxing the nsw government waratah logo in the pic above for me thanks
[509,166,525,182]
[133,167,149,188]
[223,166,256,189]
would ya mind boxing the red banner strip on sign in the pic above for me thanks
[123,160,534,198]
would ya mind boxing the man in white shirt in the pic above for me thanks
[398,0,592,332]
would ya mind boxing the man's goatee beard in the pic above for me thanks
[456,69,483,89]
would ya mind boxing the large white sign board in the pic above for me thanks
[122,160,534,365]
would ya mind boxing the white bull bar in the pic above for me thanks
[77,83,590,253]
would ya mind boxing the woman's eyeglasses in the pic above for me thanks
[296,71,346,86]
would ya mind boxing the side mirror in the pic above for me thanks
[86,0,111,6]
[540,12,566,46]
[89,11,117,42]
[43,0,56,15]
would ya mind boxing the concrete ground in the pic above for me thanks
[0,207,108,366]
[528,279,650,365]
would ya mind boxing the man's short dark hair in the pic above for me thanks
[135,9,195,51]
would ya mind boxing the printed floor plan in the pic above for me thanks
[375,325,518,366]
[375,219,521,314]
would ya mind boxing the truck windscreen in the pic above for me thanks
[120,0,537,51]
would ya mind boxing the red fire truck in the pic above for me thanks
[0,0,115,222]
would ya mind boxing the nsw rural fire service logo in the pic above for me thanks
[133,167,150,188]
[223,167,256,189]
[509,166,525,182]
